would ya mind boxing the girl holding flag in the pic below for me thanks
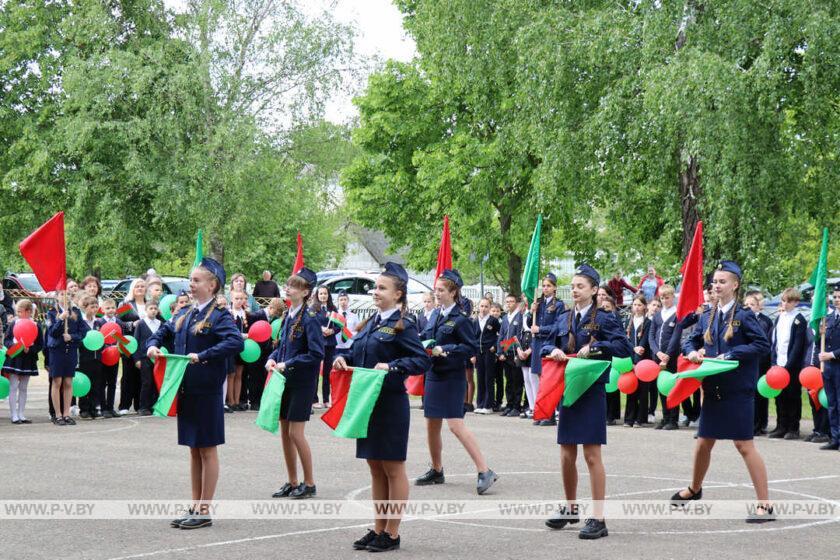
[146,258,243,529]
[264,267,324,500]
[672,260,774,523]
[46,291,85,426]
[543,265,632,539]
[332,262,430,552]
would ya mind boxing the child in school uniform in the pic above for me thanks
[517,298,537,420]
[472,298,500,414]
[77,296,104,420]
[99,298,127,418]
[814,286,840,450]
[768,288,808,440]
[119,278,148,414]
[46,293,85,426]
[135,299,162,416]
[311,285,338,409]
[228,290,251,411]
[624,294,652,427]
[3,299,43,424]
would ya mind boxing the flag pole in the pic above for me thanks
[63,289,69,335]
[820,317,827,373]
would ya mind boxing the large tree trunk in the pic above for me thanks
[498,209,523,296]
[679,154,701,259]
[209,234,225,265]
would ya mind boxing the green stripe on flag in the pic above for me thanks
[152,354,192,418]
[808,227,829,335]
[562,357,611,406]
[676,358,739,380]
[333,367,387,438]
[255,371,286,434]
[521,215,542,305]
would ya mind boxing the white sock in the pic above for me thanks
[16,376,29,419]
[9,375,20,421]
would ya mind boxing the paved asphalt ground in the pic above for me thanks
[3,375,839,560]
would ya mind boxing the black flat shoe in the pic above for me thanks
[352,529,379,550]
[289,484,316,499]
[746,504,776,524]
[545,505,580,529]
[171,508,194,528]
[820,441,840,450]
[538,418,557,426]
[19,419,31,424]
[663,423,678,430]
[415,467,445,486]
[578,518,608,539]
[11,419,21,425]
[367,531,400,552]
[64,417,76,425]
[671,486,702,507]
[56,417,67,426]
[272,482,295,498]
[179,515,212,529]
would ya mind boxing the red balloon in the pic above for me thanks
[618,372,639,394]
[100,322,123,345]
[765,366,790,390]
[799,366,823,391]
[248,320,272,343]
[13,318,38,347]
[101,346,121,366]
[634,359,661,382]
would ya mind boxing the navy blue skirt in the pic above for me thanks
[357,390,410,461]
[423,370,466,419]
[47,347,78,378]
[698,393,754,440]
[280,370,319,422]
[177,392,225,448]
[557,381,607,445]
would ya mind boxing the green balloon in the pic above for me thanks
[0,376,9,399]
[757,375,782,399]
[122,335,139,355]
[612,356,634,374]
[159,294,178,321]
[240,338,261,363]
[73,372,91,397]
[818,388,828,408]
[271,318,283,341]
[657,371,677,396]
[605,367,620,393]
[83,330,105,351]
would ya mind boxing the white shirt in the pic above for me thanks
[143,317,161,334]
[574,303,592,322]
[478,314,489,332]
[195,298,213,313]
[632,316,644,331]
[377,307,399,323]
[774,310,797,367]
[506,310,520,324]
[719,299,735,317]
[336,307,360,349]
[440,303,457,320]
[661,305,677,322]
[287,304,303,319]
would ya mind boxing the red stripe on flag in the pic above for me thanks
[533,358,566,420]
[321,369,353,429]
[19,212,67,292]
[404,374,425,396]
[153,358,178,416]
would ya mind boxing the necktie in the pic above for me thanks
[371,314,381,331]
[575,312,582,330]
[342,310,347,318]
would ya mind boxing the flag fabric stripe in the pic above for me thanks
[321,367,387,438]
[809,227,829,335]
[521,215,542,305]
[533,358,566,420]
[500,336,520,352]
[255,372,286,433]
[434,216,452,285]
[152,354,190,417]
[19,212,67,292]
[561,357,611,406]
[676,221,704,320]
[292,232,305,275]
[192,229,204,269]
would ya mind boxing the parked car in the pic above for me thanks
[319,273,432,308]
[2,273,46,297]
[106,276,190,299]
[763,276,840,320]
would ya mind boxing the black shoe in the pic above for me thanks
[171,508,194,528]
[768,429,786,439]
[366,531,400,552]
[680,419,690,427]
[56,417,67,426]
[746,504,776,524]
[102,410,116,418]
[477,469,498,495]
[64,417,76,425]
[464,403,475,413]
[655,421,665,430]
[532,419,542,426]
[578,518,608,539]
[538,418,556,426]
[19,418,32,424]
[353,529,379,550]
[138,409,152,416]
[820,441,839,450]
[545,505,580,529]
[415,467,445,486]
[289,484,316,499]
[179,515,212,529]
[606,419,616,426]
[811,434,830,444]
[491,406,501,412]
[755,428,768,436]
[663,423,678,431]
[79,411,91,419]
[272,482,295,498]
[11,419,21,425]
[224,405,233,414]
[783,431,800,440]
[670,486,702,507]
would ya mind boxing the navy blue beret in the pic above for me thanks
[544,272,557,285]
[337,289,348,297]
[574,264,600,286]
[199,257,226,290]
[295,267,317,288]
[440,269,464,289]
[382,261,409,284]
[716,260,742,280]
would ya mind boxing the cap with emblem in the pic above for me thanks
[382,261,409,284]
[295,267,317,288]
[337,289,348,297]
[199,257,226,291]
[440,269,464,289]
[544,272,557,285]
[574,264,600,286]
[716,260,742,280]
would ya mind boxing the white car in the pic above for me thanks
[319,273,432,310]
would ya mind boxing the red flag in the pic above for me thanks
[292,231,305,275]
[808,389,822,411]
[676,221,704,321]
[434,215,452,286]
[321,369,353,429]
[19,212,67,291]
[152,358,178,416]
[533,358,566,420]
[666,356,702,409]
[404,374,425,396]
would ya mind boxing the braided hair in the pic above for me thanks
[566,275,600,354]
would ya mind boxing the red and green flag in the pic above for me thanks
[321,367,387,438]
[533,358,566,420]
[500,336,520,353]
[666,357,738,408]
[329,312,354,342]
[562,357,611,406]
[116,303,133,318]
[533,356,611,419]
[255,370,287,433]
[96,307,105,318]
[7,341,25,359]
[152,353,190,417]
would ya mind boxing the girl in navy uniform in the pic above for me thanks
[543,264,632,539]
[744,291,774,436]
[3,299,42,424]
[672,260,774,523]
[333,263,431,552]
[311,285,338,408]
[119,278,148,414]
[472,297,500,414]
[265,267,324,500]
[147,259,243,530]
[528,273,564,426]
[46,292,85,426]
[624,294,651,427]
[416,269,498,494]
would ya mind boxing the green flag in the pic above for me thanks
[611,356,634,374]
[152,354,191,418]
[562,357,611,406]
[676,358,739,380]
[521,215,543,305]
[321,367,387,438]
[192,229,204,269]
[808,227,829,335]
[255,371,287,434]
